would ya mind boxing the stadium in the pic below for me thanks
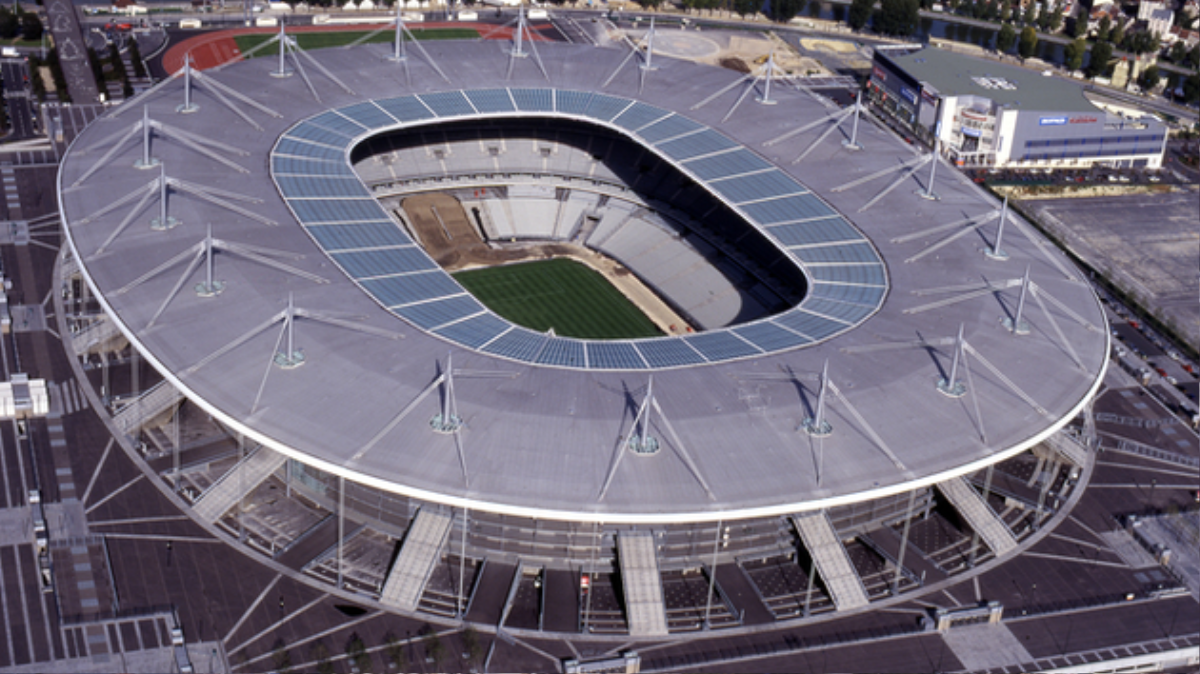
[56,24,1109,638]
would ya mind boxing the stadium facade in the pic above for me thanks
[869,45,1169,170]
[57,33,1108,636]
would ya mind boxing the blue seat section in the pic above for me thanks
[277,175,370,199]
[636,114,702,144]
[732,321,811,352]
[272,154,355,177]
[684,331,760,361]
[611,102,669,133]
[586,341,647,370]
[710,170,806,205]
[304,221,413,251]
[275,137,344,161]
[310,110,368,137]
[657,129,737,161]
[768,218,861,247]
[808,264,886,286]
[336,101,399,130]
[360,271,462,307]
[374,95,436,122]
[774,309,846,341]
[536,337,586,367]
[789,242,880,264]
[418,90,476,117]
[290,198,387,223]
[288,122,354,147]
[801,297,867,323]
[741,194,835,225]
[465,88,515,114]
[634,338,705,368]
[681,148,771,180]
[810,283,886,308]
[331,247,437,278]
[554,89,593,116]
[583,93,633,122]
[510,88,554,112]
[434,312,510,349]
[483,327,548,361]
[394,294,484,330]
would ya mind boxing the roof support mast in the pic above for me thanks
[627,376,659,454]
[985,196,1010,260]
[937,324,966,398]
[136,105,158,169]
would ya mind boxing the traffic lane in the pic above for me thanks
[1006,596,1198,658]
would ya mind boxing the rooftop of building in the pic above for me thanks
[878,45,1106,114]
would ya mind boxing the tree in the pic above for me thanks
[733,0,760,17]
[1189,43,1200,68]
[876,0,919,34]
[1064,37,1087,71]
[1046,5,1063,31]
[423,632,444,668]
[1095,15,1111,42]
[997,23,1016,53]
[1022,0,1036,25]
[1167,40,1187,63]
[1138,64,1160,91]
[1086,40,1113,78]
[1069,15,1087,38]
[1183,73,1200,105]
[1018,25,1038,58]
[19,12,40,41]
[1000,0,1012,21]
[384,634,407,672]
[0,9,18,39]
[346,634,371,674]
[1110,18,1126,46]
[767,0,805,22]
[847,0,874,29]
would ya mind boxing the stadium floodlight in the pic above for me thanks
[985,196,1011,260]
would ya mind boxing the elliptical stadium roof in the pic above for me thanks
[58,38,1108,523]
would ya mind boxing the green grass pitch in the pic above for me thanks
[454,259,663,340]
[234,28,479,56]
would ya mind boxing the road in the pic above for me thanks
[1,59,36,140]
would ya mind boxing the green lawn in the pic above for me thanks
[233,27,478,56]
[454,258,662,340]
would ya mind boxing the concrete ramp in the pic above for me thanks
[71,317,125,355]
[937,477,1018,557]
[1043,431,1088,468]
[617,531,668,637]
[791,512,869,611]
[192,447,287,522]
[111,380,183,436]
[379,509,454,612]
